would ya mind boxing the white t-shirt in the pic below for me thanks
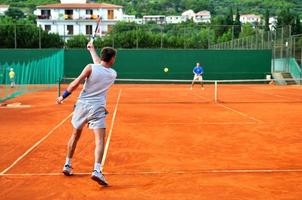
[78,64,117,107]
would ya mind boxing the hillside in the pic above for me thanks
[0,0,301,16]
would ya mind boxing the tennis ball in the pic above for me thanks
[164,67,169,72]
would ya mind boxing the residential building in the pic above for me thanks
[34,0,123,40]
[240,14,261,24]
[166,16,184,24]
[269,16,277,30]
[0,5,9,15]
[123,14,135,23]
[143,15,165,24]
[181,10,195,21]
[194,10,211,23]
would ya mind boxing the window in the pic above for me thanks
[86,25,92,35]
[86,9,93,15]
[41,10,51,16]
[45,25,51,32]
[41,10,51,19]
[67,25,73,35]
[107,10,114,19]
[65,10,73,19]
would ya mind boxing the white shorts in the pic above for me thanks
[71,101,107,129]
[193,75,203,81]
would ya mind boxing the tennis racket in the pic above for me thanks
[90,16,101,43]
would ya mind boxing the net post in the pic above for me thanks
[214,81,218,103]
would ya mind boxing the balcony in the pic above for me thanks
[38,15,51,19]
[64,14,73,20]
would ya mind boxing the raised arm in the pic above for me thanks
[56,64,92,104]
[87,42,101,64]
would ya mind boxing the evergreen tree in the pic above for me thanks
[276,8,294,29]
[226,7,234,26]
[4,8,25,20]
[264,9,270,31]
[233,8,241,38]
[292,15,302,35]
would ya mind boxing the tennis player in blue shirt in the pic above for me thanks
[190,62,204,90]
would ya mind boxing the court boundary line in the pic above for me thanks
[191,92,262,123]
[2,168,302,176]
[0,112,73,175]
[216,103,262,123]
[101,89,122,171]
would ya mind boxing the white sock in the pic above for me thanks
[94,163,102,172]
[65,158,72,166]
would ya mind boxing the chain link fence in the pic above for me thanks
[209,26,291,50]
[0,23,236,49]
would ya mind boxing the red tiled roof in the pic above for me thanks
[37,3,122,9]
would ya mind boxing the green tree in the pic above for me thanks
[66,35,89,48]
[225,7,234,26]
[239,24,256,38]
[233,8,241,38]
[217,29,232,43]
[276,8,295,29]
[264,9,270,31]
[212,16,228,40]
[5,8,25,20]
[292,15,301,35]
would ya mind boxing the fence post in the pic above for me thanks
[14,25,17,49]
[39,26,41,49]
[136,24,138,49]
[183,26,186,49]
[160,24,163,49]
[231,26,234,49]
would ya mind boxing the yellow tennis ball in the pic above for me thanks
[164,67,169,72]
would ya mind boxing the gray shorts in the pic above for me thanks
[71,101,107,129]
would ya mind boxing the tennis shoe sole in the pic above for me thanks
[91,174,108,186]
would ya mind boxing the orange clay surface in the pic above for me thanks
[0,84,302,199]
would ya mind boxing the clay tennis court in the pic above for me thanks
[0,83,302,199]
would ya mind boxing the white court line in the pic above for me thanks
[0,112,73,175]
[124,122,257,125]
[216,103,262,123]
[2,168,302,176]
[191,92,262,123]
[101,89,122,171]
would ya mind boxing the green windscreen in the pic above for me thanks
[0,50,64,102]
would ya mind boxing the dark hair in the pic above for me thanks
[101,47,116,62]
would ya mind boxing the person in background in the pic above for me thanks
[190,63,204,90]
[9,68,15,88]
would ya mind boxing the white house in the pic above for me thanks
[269,16,277,30]
[194,10,211,23]
[166,16,184,24]
[123,14,135,23]
[240,14,261,24]
[35,0,123,40]
[181,10,195,21]
[143,15,165,24]
[0,5,9,15]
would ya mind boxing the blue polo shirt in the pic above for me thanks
[193,66,203,75]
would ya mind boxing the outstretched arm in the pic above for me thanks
[56,64,92,104]
[87,42,101,64]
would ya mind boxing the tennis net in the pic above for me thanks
[58,78,302,103]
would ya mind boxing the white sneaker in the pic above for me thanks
[62,164,73,176]
[91,170,108,186]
